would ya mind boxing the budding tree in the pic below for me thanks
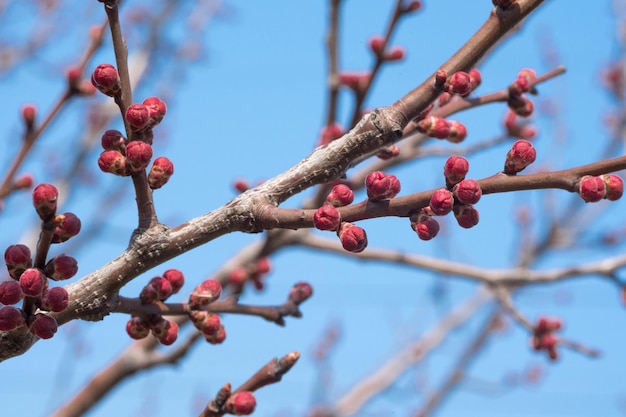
[1,1,625,416]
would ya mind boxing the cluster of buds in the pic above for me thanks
[188,279,226,344]
[507,68,536,117]
[97,128,174,189]
[577,174,624,202]
[503,140,536,175]
[0,184,81,339]
[228,258,273,292]
[313,183,367,253]
[416,116,468,143]
[92,62,173,187]
[530,316,562,361]
[126,269,186,345]
[412,155,482,240]
[368,36,405,62]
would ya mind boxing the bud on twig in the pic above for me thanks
[32,183,58,221]
[337,222,368,253]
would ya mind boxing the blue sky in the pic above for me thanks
[1,1,625,417]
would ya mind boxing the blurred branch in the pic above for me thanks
[413,310,500,417]
[328,288,492,417]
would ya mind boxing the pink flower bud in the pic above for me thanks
[0,280,23,305]
[313,205,342,231]
[384,47,405,61]
[453,179,482,205]
[578,176,606,202]
[91,64,121,96]
[369,35,385,55]
[188,279,222,310]
[142,276,172,303]
[338,72,369,91]
[29,313,58,339]
[101,129,126,151]
[438,92,452,107]
[45,255,78,281]
[40,286,69,312]
[535,316,561,333]
[469,68,482,90]
[125,104,151,132]
[5,244,32,280]
[143,96,167,128]
[0,306,25,331]
[508,96,534,117]
[148,156,174,189]
[387,174,401,198]
[504,140,536,174]
[414,216,440,241]
[601,174,624,201]
[518,68,537,84]
[429,188,454,216]
[453,204,480,228]
[125,141,153,172]
[77,80,97,96]
[126,316,150,339]
[446,71,472,96]
[225,392,257,416]
[205,325,226,344]
[228,267,249,287]
[66,67,82,91]
[189,310,222,336]
[163,269,184,294]
[365,171,392,201]
[139,284,158,304]
[337,222,368,253]
[402,1,422,13]
[19,268,47,297]
[157,320,178,345]
[326,184,354,207]
[435,70,448,90]
[376,145,400,160]
[447,120,467,143]
[416,116,450,139]
[289,281,313,305]
[444,155,469,185]
[52,212,82,243]
[149,317,171,338]
[318,123,344,146]
[22,104,37,130]
[233,178,249,193]
[509,77,531,96]
[33,183,58,221]
[255,258,271,274]
[13,174,34,190]
[98,150,128,176]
